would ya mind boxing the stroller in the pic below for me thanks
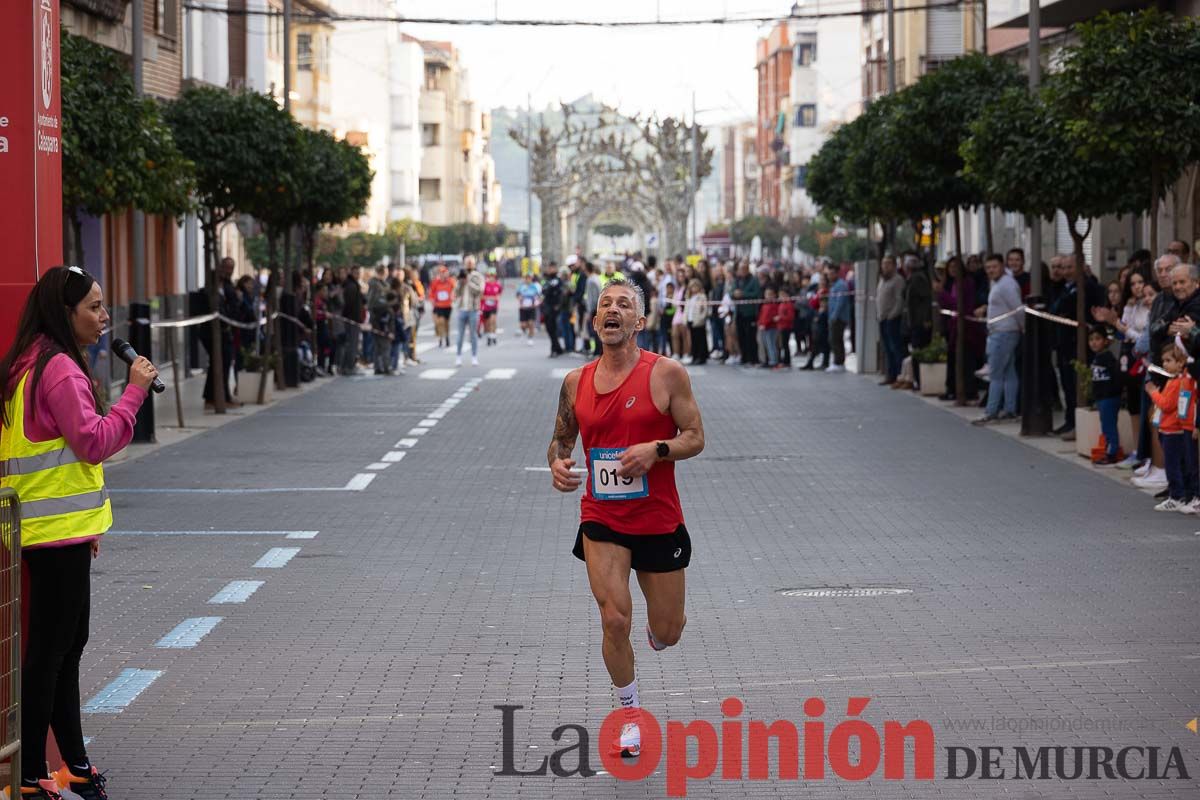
[298,339,317,382]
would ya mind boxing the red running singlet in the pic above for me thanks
[575,350,684,535]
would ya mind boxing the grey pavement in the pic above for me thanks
[74,301,1200,799]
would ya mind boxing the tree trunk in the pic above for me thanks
[1149,162,1161,257]
[1071,220,1091,402]
[539,196,562,264]
[984,203,994,256]
[954,206,966,405]
[203,222,227,414]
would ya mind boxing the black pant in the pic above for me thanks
[545,312,563,355]
[736,316,759,364]
[1057,353,1077,425]
[23,543,92,779]
[201,333,234,402]
[689,324,708,364]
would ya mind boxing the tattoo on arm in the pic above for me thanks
[548,379,578,465]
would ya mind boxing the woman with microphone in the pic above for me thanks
[0,266,157,800]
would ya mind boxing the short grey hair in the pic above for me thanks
[599,277,646,317]
[1170,262,1200,282]
[1157,253,1182,273]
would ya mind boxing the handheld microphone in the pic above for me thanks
[111,338,166,394]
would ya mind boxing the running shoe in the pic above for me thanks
[58,765,108,800]
[611,722,641,758]
[20,779,64,800]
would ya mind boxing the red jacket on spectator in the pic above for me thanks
[757,301,777,329]
[1148,371,1197,434]
[774,301,795,331]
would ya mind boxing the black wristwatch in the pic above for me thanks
[656,441,670,460]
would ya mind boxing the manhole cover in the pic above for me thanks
[778,587,912,598]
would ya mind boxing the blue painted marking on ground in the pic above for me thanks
[209,580,265,604]
[156,617,223,648]
[254,547,301,568]
[82,669,163,714]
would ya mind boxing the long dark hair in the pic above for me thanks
[0,266,102,427]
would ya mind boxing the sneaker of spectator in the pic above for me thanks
[1132,466,1168,489]
[1154,497,1191,513]
[1116,455,1144,470]
[1132,460,1153,478]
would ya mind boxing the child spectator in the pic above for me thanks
[1147,341,1198,512]
[757,287,780,368]
[774,287,795,369]
[1089,326,1123,465]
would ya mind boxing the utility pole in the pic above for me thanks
[129,0,155,441]
[690,92,698,254]
[1020,0,1052,437]
[885,0,896,95]
[526,93,533,264]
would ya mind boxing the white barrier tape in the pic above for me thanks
[1022,306,1080,328]
[271,311,311,334]
[939,306,1024,326]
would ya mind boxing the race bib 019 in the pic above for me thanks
[589,448,648,501]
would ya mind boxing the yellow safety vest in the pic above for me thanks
[0,371,112,546]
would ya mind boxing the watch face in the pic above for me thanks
[657,442,669,458]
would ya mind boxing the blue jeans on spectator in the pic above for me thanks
[709,314,725,353]
[456,309,479,357]
[760,328,779,366]
[879,317,905,381]
[559,309,575,353]
[390,320,408,371]
[985,330,1020,418]
[1096,396,1121,457]
[362,330,374,363]
[1160,432,1199,501]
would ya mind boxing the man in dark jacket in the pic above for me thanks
[340,266,364,374]
[1152,262,1200,375]
[732,262,761,364]
[542,263,565,357]
[1049,255,1104,437]
[903,254,933,350]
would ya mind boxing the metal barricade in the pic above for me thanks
[0,488,19,798]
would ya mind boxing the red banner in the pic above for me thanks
[0,0,63,354]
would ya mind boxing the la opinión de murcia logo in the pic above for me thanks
[495,698,1192,797]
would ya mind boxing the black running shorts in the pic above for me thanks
[519,308,536,323]
[434,307,452,319]
[573,521,691,573]
[482,309,497,320]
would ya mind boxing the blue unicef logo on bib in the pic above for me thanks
[589,448,649,500]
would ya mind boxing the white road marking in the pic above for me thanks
[418,419,438,427]
[254,547,301,568]
[420,368,458,380]
[366,462,390,470]
[209,581,265,604]
[83,669,163,714]
[344,473,377,491]
[406,428,428,436]
[156,617,223,648]
[485,368,517,380]
[395,438,419,448]
[382,451,407,462]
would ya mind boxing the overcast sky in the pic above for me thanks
[391,0,838,124]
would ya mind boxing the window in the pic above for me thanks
[155,0,178,39]
[795,43,816,66]
[795,104,816,127]
[297,33,313,71]
[421,123,440,147]
[794,166,808,188]
[420,178,441,202]
[391,171,412,205]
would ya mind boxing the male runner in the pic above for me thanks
[548,278,705,757]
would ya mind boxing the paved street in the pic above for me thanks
[81,303,1199,799]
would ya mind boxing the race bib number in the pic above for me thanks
[589,448,648,501]
[436,290,450,302]
[521,297,535,308]
[1180,389,1193,421]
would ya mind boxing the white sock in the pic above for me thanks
[617,678,639,722]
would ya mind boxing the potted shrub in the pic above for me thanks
[240,348,278,404]
[913,336,948,397]
[1072,360,1100,457]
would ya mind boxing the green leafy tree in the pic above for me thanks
[1051,9,1200,253]
[163,86,301,412]
[60,30,193,264]
[963,86,1149,377]
[292,129,373,272]
[731,215,784,251]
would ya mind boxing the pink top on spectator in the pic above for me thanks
[5,338,146,548]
